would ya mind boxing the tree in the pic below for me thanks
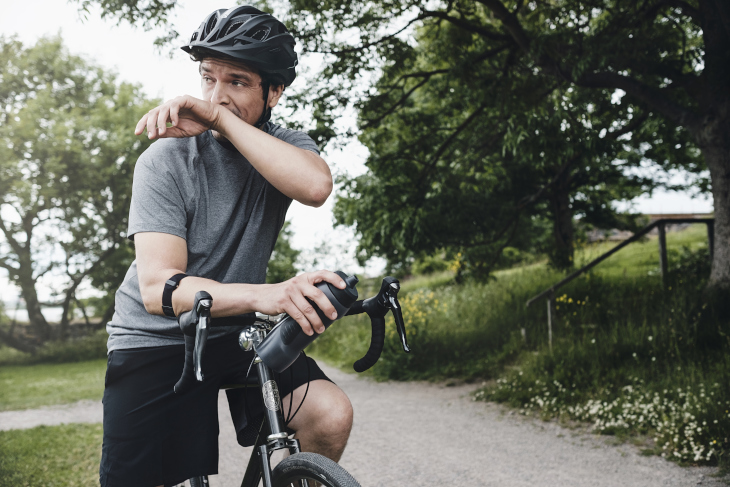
[266,221,301,283]
[272,0,721,281]
[0,36,157,349]
[72,0,726,285]
[329,10,686,275]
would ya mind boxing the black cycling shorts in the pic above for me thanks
[99,334,331,487]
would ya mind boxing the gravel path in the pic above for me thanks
[1,363,726,486]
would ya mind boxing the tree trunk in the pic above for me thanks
[549,175,574,270]
[700,138,730,289]
[0,325,37,354]
[16,261,51,342]
[697,0,730,290]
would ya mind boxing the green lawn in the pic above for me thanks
[0,359,106,411]
[574,223,710,278]
[0,423,102,486]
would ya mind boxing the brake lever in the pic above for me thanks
[190,292,212,382]
[193,310,210,381]
[385,282,410,353]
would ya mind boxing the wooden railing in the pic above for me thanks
[525,218,714,350]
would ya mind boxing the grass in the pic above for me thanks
[574,223,709,279]
[0,359,106,411]
[311,224,730,467]
[0,223,724,480]
[0,423,102,486]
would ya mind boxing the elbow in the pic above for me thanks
[305,175,333,208]
[139,280,161,315]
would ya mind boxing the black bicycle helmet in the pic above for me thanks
[181,6,298,87]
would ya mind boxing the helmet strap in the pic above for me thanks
[254,79,271,129]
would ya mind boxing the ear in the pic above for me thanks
[267,84,285,109]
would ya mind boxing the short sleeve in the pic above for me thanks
[127,154,188,241]
[266,123,320,155]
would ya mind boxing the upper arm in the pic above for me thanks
[134,232,188,313]
[128,150,189,242]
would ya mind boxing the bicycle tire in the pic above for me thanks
[189,476,209,487]
[271,452,360,487]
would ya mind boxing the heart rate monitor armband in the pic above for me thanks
[162,273,188,317]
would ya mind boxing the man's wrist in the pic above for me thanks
[212,108,251,139]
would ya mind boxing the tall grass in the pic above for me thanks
[310,227,729,466]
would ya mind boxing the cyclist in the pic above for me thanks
[100,6,354,486]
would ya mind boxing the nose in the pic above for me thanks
[209,81,230,106]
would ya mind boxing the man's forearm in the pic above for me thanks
[169,275,264,318]
[216,109,333,207]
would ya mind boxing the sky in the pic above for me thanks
[0,0,714,306]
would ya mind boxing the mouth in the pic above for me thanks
[224,106,243,120]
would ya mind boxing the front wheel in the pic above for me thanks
[271,452,360,487]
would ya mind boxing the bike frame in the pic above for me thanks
[189,320,313,487]
[179,276,409,487]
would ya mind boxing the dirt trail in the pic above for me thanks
[1,363,725,486]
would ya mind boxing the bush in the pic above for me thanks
[475,244,730,465]
[0,329,108,366]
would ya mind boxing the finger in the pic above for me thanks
[284,297,317,336]
[170,102,180,128]
[146,108,159,139]
[311,270,347,289]
[156,104,171,137]
[292,293,327,334]
[134,113,149,135]
[302,283,338,323]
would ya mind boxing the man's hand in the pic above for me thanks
[254,271,347,336]
[135,95,223,140]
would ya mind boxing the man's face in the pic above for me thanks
[199,57,281,139]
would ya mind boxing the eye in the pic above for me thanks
[232,80,248,87]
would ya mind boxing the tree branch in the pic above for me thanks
[603,112,650,140]
[646,0,702,23]
[0,325,37,354]
[33,262,57,280]
[421,9,511,42]
[0,216,24,257]
[477,0,700,129]
[577,71,700,128]
[517,153,583,209]
[306,14,425,55]
[416,102,490,190]
[0,256,19,273]
[362,70,450,128]
[474,0,532,50]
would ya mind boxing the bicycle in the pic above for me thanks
[171,274,410,487]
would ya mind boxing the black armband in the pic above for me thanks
[162,273,188,317]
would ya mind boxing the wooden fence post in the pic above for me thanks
[546,290,555,352]
[658,222,667,286]
[707,220,715,262]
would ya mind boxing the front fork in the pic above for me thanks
[243,355,310,487]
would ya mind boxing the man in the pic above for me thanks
[100,6,353,486]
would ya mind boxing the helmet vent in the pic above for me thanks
[191,32,198,42]
[223,21,244,38]
[250,27,270,41]
[203,14,219,39]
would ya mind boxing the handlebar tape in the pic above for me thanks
[178,307,198,337]
[174,333,198,394]
[353,315,386,373]
[345,300,364,316]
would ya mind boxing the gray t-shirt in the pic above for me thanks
[107,122,319,352]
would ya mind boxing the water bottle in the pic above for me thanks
[256,271,359,372]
